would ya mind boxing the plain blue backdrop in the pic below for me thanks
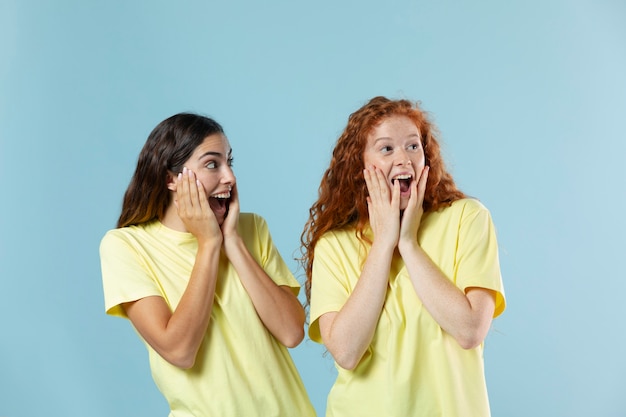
[1,0,625,416]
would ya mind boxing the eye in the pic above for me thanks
[227,157,234,167]
[407,143,421,151]
[380,145,393,153]
[205,160,217,169]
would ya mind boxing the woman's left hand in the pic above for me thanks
[399,166,429,248]
[221,183,241,244]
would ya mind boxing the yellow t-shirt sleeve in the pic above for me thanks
[246,213,300,296]
[308,233,353,343]
[455,201,506,318]
[99,230,162,318]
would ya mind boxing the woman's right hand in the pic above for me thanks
[175,167,223,244]
[363,165,400,248]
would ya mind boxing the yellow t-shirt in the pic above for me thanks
[100,213,315,417]
[310,198,506,417]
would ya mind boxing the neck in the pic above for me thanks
[160,203,188,232]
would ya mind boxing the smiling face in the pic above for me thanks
[175,133,235,225]
[363,115,425,210]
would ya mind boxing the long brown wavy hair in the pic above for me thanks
[117,113,224,228]
[300,96,466,303]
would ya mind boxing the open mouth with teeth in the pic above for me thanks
[392,175,412,194]
[208,192,231,220]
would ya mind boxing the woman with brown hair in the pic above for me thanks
[100,113,315,416]
[301,96,506,416]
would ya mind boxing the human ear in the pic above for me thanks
[166,171,178,192]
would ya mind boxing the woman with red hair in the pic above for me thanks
[301,96,506,416]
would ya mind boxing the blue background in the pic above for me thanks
[1,1,625,416]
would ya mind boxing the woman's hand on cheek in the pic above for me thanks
[221,183,240,240]
[364,165,400,248]
[176,168,222,243]
[399,166,429,246]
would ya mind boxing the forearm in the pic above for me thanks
[320,242,394,370]
[224,237,305,347]
[126,241,221,368]
[168,242,222,357]
[399,240,494,348]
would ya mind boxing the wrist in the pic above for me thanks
[370,239,397,257]
[397,237,419,255]
[197,236,222,253]
[222,233,244,252]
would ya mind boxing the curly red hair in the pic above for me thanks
[300,96,466,303]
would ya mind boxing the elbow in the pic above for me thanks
[334,354,360,371]
[455,330,486,350]
[321,335,364,370]
[457,337,482,350]
[331,348,362,371]
[276,296,307,348]
[165,355,196,370]
[280,326,305,348]
[171,356,196,370]
[160,348,198,369]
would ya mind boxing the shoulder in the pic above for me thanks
[238,212,267,230]
[442,199,498,242]
[320,226,357,241]
[100,225,139,247]
[237,212,271,241]
[239,211,264,223]
[435,198,491,221]
[99,222,159,253]
[449,198,488,213]
[101,222,151,243]
[316,226,361,253]
[422,199,494,236]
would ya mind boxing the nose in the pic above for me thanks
[222,165,236,186]
[395,150,412,166]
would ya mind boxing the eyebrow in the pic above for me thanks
[197,148,233,160]
[372,133,420,143]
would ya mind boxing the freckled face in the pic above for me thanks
[363,115,425,210]
[181,133,235,224]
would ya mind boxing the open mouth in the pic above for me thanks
[209,192,231,218]
[211,190,231,199]
[392,175,412,193]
